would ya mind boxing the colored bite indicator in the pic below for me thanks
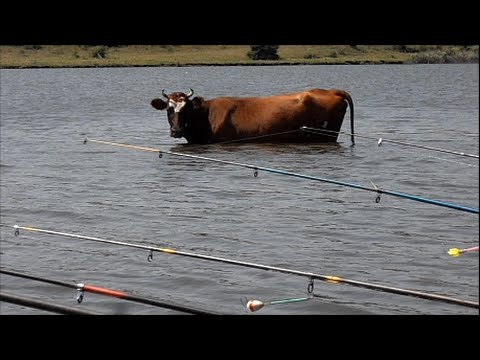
[247,300,265,312]
[246,297,311,312]
[448,246,479,257]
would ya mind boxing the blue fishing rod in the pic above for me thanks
[85,139,478,214]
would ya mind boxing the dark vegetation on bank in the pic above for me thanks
[0,45,478,68]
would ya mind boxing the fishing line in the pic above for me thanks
[422,155,478,168]
[240,289,336,313]
[301,126,479,159]
[212,129,305,144]
[244,296,311,312]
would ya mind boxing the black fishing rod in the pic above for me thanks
[84,138,478,214]
[0,267,218,315]
[4,224,478,310]
[0,291,102,315]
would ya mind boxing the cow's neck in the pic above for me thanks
[183,108,214,144]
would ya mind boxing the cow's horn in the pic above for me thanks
[161,89,168,99]
[186,88,194,98]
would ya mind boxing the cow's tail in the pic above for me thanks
[337,90,355,145]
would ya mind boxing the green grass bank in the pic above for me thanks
[0,45,478,68]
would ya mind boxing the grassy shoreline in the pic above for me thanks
[1,45,478,68]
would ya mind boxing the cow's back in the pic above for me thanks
[205,89,349,142]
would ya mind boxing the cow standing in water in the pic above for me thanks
[151,88,354,144]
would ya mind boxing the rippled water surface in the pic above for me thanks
[1,65,478,315]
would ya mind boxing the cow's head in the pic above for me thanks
[151,89,198,138]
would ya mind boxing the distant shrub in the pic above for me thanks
[23,45,43,50]
[465,45,479,52]
[304,52,318,59]
[92,46,108,59]
[328,50,338,58]
[408,52,444,64]
[248,45,280,60]
[394,45,421,53]
[408,46,479,64]
[158,45,175,52]
[350,45,366,52]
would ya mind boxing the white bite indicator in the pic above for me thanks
[246,299,265,312]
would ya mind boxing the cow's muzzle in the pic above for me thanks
[170,128,184,138]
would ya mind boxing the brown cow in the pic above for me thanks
[151,88,354,144]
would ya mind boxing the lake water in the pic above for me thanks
[0,64,478,315]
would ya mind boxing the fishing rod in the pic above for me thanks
[301,126,479,159]
[0,291,102,315]
[0,267,218,315]
[4,224,478,310]
[84,138,479,214]
[213,128,477,168]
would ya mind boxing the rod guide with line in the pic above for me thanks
[0,267,217,315]
[3,224,478,310]
[84,138,478,214]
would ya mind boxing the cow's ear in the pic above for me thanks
[191,96,205,109]
[151,98,167,110]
